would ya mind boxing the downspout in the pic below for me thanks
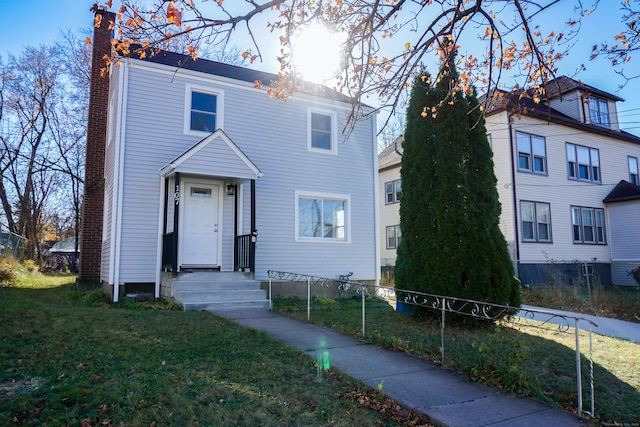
[112,61,129,303]
[250,179,257,273]
[154,176,166,299]
[372,115,381,286]
[508,116,521,273]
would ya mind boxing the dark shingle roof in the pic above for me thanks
[133,49,355,105]
[378,136,403,171]
[603,180,640,203]
[482,85,640,145]
[543,76,624,102]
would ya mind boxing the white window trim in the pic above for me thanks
[588,96,610,128]
[516,131,547,175]
[386,225,401,249]
[295,190,351,243]
[566,142,601,183]
[307,107,338,155]
[385,179,402,204]
[184,83,224,136]
[571,206,607,245]
[520,200,552,243]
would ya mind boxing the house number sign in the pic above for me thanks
[174,184,180,205]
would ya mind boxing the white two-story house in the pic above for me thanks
[378,76,640,287]
[79,9,379,303]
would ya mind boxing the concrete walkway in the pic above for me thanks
[211,308,588,427]
[520,305,640,343]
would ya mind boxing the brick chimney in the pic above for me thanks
[77,7,115,290]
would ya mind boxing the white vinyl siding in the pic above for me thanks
[107,59,376,283]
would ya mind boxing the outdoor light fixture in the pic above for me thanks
[226,184,235,196]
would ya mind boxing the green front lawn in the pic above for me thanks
[0,277,426,426]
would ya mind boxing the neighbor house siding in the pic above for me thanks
[378,166,401,267]
[608,201,640,261]
[547,91,582,123]
[508,116,613,264]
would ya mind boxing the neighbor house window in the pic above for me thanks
[385,179,402,204]
[520,201,551,242]
[296,192,349,241]
[571,206,606,244]
[516,132,547,174]
[566,143,601,183]
[629,156,639,185]
[588,96,610,128]
[386,225,401,249]
[190,91,218,132]
[308,109,336,153]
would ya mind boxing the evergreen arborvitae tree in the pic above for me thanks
[395,52,520,319]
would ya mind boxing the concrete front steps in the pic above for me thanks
[173,271,270,311]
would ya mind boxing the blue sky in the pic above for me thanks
[1,0,638,136]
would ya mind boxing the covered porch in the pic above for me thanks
[155,130,262,298]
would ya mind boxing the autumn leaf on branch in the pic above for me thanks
[104,0,632,133]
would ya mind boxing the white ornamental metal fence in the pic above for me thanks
[267,270,598,419]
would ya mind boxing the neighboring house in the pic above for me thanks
[79,9,379,302]
[378,136,403,270]
[377,76,640,287]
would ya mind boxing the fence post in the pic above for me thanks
[307,277,311,321]
[575,318,583,417]
[441,297,446,365]
[361,284,366,338]
[268,276,273,311]
[589,322,595,418]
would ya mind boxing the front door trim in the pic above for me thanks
[178,178,224,269]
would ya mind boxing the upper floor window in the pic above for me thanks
[386,225,401,249]
[385,179,402,204]
[571,206,606,244]
[190,91,218,132]
[296,191,349,242]
[516,132,546,174]
[521,201,552,243]
[588,96,610,128]
[308,109,336,154]
[185,85,223,135]
[629,156,639,186]
[566,143,601,183]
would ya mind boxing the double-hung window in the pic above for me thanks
[296,192,349,241]
[571,206,606,244]
[385,179,402,204]
[566,143,601,183]
[588,96,610,128]
[520,201,552,242]
[386,225,401,249]
[516,132,546,174]
[629,156,639,185]
[190,91,218,132]
[308,109,336,153]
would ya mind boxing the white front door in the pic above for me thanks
[180,182,221,268]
